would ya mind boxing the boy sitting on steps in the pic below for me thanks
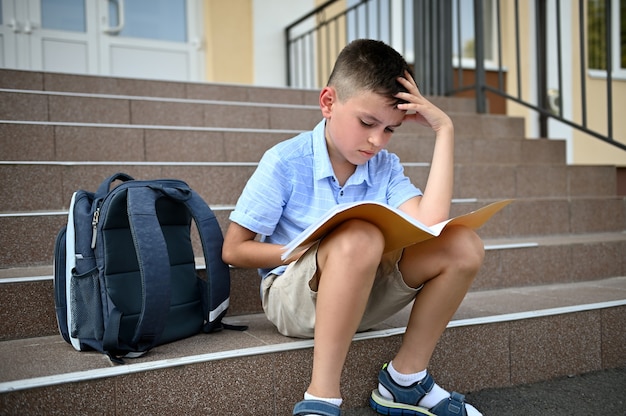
[222,38,483,416]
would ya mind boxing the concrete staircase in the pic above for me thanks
[0,69,624,415]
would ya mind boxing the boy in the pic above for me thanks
[222,39,483,416]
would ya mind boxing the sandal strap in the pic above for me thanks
[377,365,435,405]
[293,399,341,416]
[429,391,468,416]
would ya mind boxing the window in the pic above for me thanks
[587,0,625,75]
[344,0,498,68]
[452,0,495,63]
[108,0,187,42]
[41,0,86,32]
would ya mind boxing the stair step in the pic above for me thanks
[481,232,626,289]
[0,88,523,136]
[0,68,478,112]
[0,277,624,414]
[0,162,618,213]
[0,88,321,130]
[0,120,565,165]
[1,232,624,341]
[0,265,262,341]
[0,121,300,163]
[2,197,624,268]
[1,197,624,269]
[0,69,320,104]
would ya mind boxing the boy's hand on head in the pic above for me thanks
[395,71,453,135]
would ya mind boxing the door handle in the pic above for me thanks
[23,20,33,34]
[7,19,36,34]
[103,0,125,35]
[8,18,20,33]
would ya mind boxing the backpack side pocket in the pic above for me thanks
[69,267,104,340]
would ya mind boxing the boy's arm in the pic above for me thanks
[395,72,454,226]
[222,221,290,269]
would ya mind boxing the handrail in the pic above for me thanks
[285,0,624,152]
[284,0,341,32]
[284,0,341,87]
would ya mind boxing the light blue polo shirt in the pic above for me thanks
[229,119,422,278]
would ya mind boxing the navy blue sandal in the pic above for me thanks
[293,399,341,416]
[370,364,473,416]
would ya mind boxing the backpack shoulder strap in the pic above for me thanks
[123,185,171,350]
[182,190,231,331]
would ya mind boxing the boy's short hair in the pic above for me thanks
[327,39,412,105]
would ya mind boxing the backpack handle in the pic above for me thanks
[95,172,135,199]
[148,183,192,201]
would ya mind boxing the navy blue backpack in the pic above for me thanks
[53,173,240,362]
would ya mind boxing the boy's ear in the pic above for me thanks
[319,86,336,118]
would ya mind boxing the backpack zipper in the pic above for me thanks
[90,207,100,249]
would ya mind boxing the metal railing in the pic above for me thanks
[285,0,453,95]
[285,0,624,152]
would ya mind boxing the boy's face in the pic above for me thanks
[321,87,405,168]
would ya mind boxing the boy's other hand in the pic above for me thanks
[395,71,453,135]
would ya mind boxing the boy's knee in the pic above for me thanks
[325,219,385,257]
[445,225,485,272]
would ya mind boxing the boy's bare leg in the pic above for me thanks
[393,225,485,374]
[307,219,385,399]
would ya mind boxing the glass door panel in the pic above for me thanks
[101,0,201,81]
[108,0,186,42]
[41,0,86,32]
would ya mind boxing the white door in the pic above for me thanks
[99,0,204,81]
[28,0,99,74]
[0,0,204,81]
[0,0,16,68]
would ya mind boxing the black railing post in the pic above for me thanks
[285,27,292,87]
[604,0,614,140]
[413,0,425,93]
[535,0,548,137]
[473,0,487,113]
[578,0,588,128]
[441,0,453,95]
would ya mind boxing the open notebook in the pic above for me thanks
[281,199,513,261]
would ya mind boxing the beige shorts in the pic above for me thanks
[261,242,422,338]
